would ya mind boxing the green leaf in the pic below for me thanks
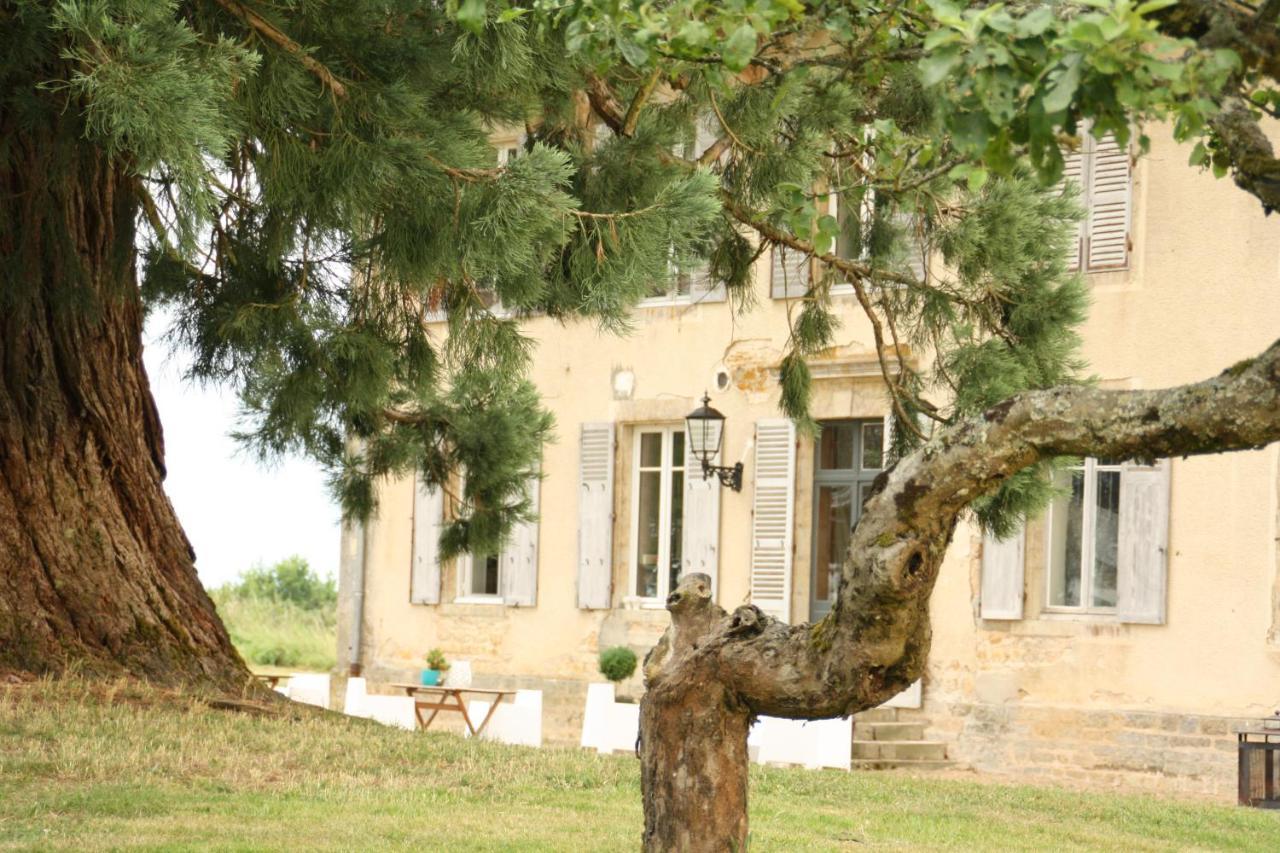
[1014,7,1054,38]
[1135,0,1179,14]
[920,47,963,87]
[723,23,758,72]
[456,0,486,34]
[966,165,988,193]
[1042,55,1082,113]
[616,35,649,67]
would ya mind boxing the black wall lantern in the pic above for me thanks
[685,392,743,491]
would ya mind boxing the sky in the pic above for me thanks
[142,311,341,589]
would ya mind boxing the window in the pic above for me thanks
[810,419,884,620]
[1059,124,1132,272]
[630,427,686,602]
[462,551,504,601]
[1047,458,1121,611]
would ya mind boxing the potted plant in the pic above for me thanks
[598,646,638,701]
[421,648,450,686]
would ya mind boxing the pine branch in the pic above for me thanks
[213,0,348,98]
[623,68,662,136]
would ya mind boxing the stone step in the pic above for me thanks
[851,739,948,762]
[861,721,925,741]
[851,758,955,771]
[851,707,898,723]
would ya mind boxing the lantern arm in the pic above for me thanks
[698,459,743,492]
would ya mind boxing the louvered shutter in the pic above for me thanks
[682,438,721,596]
[577,423,615,609]
[502,473,540,607]
[1058,147,1085,271]
[980,526,1026,620]
[410,474,443,604]
[1117,459,1170,624]
[1086,133,1131,271]
[771,247,809,299]
[882,413,895,467]
[749,419,796,621]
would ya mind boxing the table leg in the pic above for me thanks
[455,693,479,737]
[472,696,506,738]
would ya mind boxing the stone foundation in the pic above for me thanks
[916,699,1250,797]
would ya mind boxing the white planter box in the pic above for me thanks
[466,689,543,747]
[580,683,640,755]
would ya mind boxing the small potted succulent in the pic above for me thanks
[421,648,450,686]
[598,646,638,702]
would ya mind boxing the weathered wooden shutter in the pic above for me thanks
[577,423,615,609]
[980,526,1026,620]
[1117,459,1170,624]
[770,247,809,299]
[410,474,443,604]
[749,419,796,621]
[1058,147,1085,271]
[502,473,540,607]
[1085,133,1132,271]
[682,439,722,596]
[882,413,895,467]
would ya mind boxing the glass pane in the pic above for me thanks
[669,470,684,594]
[1048,469,1085,607]
[1092,469,1120,608]
[814,485,853,605]
[672,431,685,469]
[473,554,500,596]
[818,423,855,470]
[635,470,661,597]
[687,418,718,464]
[835,193,863,261]
[861,422,884,470]
[640,433,662,468]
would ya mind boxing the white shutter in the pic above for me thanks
[770,247,809,299]
[682,438,722,597]
[1058,146,1085,271]
[882,412,894,467]
[577,423,615,609]
[1085,133,1131,271]
[410,474,443,605]
[980,526,1026,620]
[1117,459,1170,624]
[749,419,796,621]
[502,473,540,607]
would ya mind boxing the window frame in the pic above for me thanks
[456,549,506,605]
[626,425,686,607]
[809,419,884,620]
[1043,456,1123,616]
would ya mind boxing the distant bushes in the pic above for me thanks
[210,557,336,671]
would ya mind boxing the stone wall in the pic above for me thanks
[913,699,1251,797]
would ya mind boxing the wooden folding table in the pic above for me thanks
[389,684,516,736]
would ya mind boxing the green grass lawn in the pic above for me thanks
[1,679,1275,851]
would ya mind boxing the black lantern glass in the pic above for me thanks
[685,393,725,466]
[685,392,742,491]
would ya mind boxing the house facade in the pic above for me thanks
[335,122,1280,794]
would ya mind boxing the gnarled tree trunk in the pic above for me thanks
[0,115,247,689]
[640,341,1280,851]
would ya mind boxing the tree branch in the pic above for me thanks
[692,336,1280,720]
[213,0,348,98]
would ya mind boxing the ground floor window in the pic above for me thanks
[631,427,685,602]
[810,419,883,620]
[465,552,503,599]
[1047,457,1121,611]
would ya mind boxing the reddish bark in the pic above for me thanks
[0,118,248,689]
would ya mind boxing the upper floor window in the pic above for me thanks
[1060,125,1133,272]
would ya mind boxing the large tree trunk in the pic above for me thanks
[0,118,248,689]
[640,343,1280,849]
